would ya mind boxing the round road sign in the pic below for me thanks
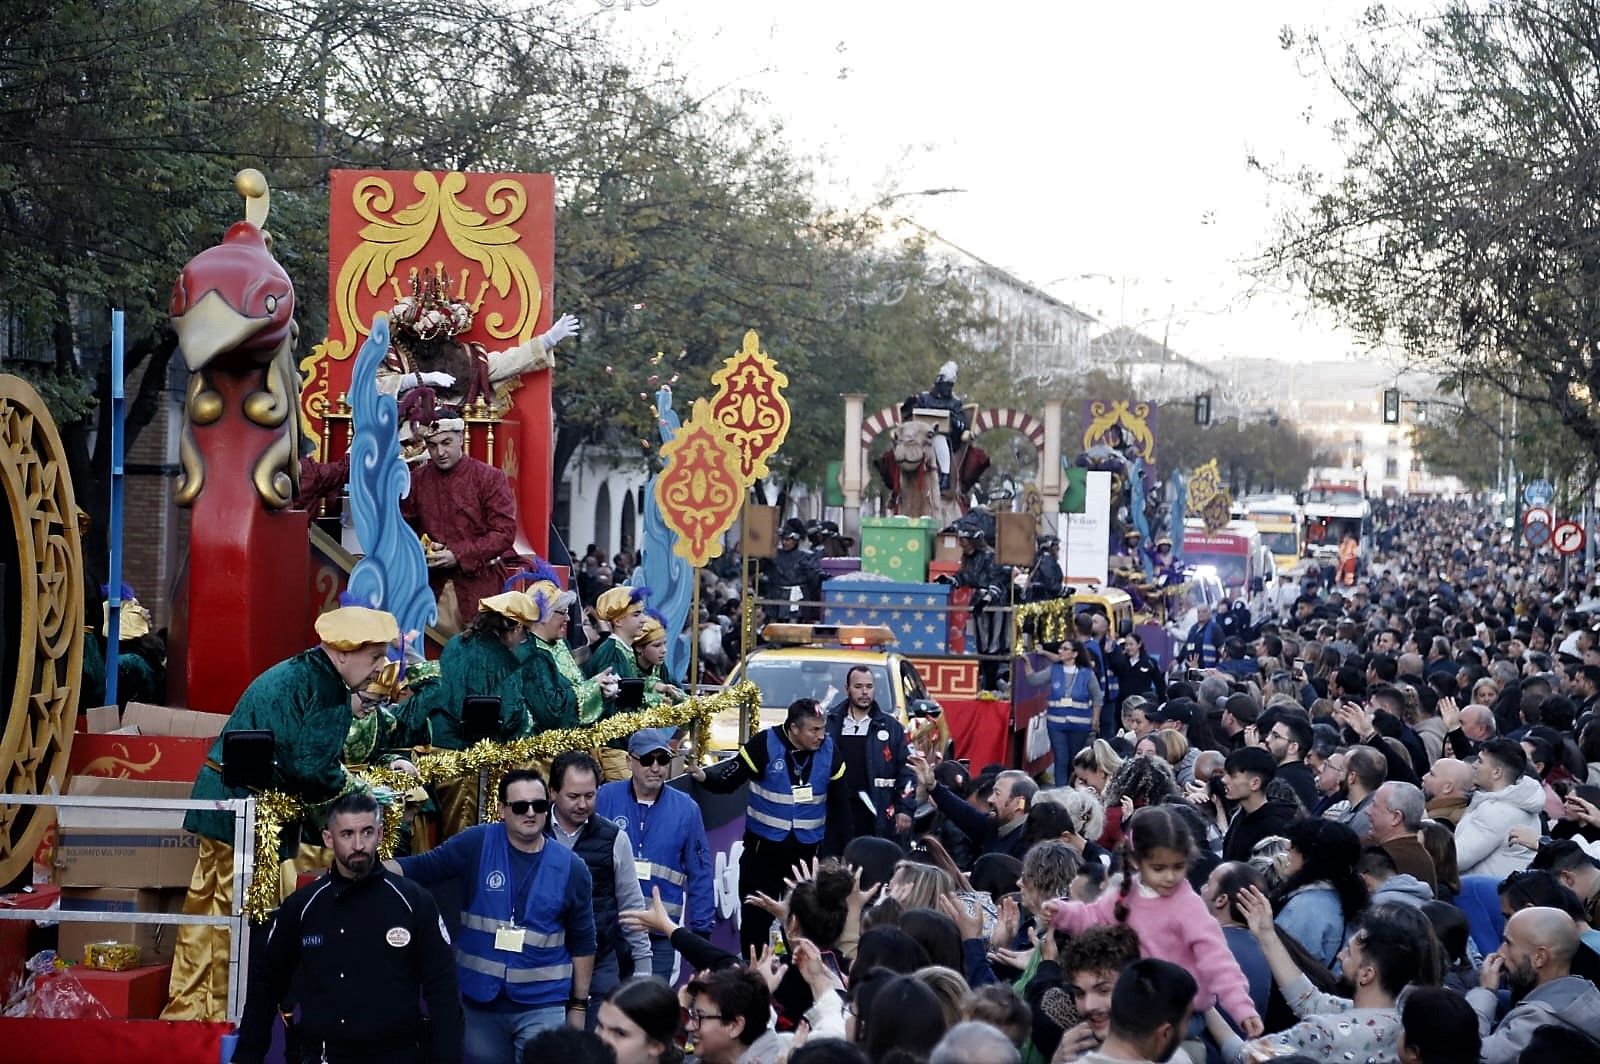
[1553,520,1586,556]
[1524,507,1553,548]
[1524,480,1554,507]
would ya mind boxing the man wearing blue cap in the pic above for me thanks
[595,729,715,979]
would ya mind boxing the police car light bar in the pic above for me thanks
[762,623,898,647]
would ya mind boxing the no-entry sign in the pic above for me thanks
[1553,520,1586,556]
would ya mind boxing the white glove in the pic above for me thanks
[396,370,455,389]
[541,313,580,350]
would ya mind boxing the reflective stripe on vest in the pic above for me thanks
[456,950,575,984]
[744,729,832,844]
[643,865,688,888]
[459,912,564,948]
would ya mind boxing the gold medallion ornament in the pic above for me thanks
[0,376,83,885]
[653,400,747,569]
[1185,459,1232,532]
[708,330,792,483]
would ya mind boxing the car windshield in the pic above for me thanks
[1183,550,1247,588]
[743,658,893,712]
[1260,530,1298,555]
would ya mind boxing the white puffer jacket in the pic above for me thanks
[1454,775,1544,879]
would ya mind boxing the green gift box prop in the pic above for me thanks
[860,516,935,581]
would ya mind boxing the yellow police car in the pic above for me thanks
[708,623,948,757]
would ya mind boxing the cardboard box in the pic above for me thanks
[823,577,952,654]
[68,701,224,783]
[69,963,172,1019]
[58,886,188,966]
[932,532,963,562]
[54,777,199,888]
[860,516,935,581]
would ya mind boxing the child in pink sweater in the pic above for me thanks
[1045,805,1264,1038]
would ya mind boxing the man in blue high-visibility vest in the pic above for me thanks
[596,728,714,980]
[390,768,596,1064]
[690,699,847,956]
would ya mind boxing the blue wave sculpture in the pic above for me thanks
[631,386,693,683]
[1170,471,1188,560]
[1130,458,1152,578]
[345,313,437,647]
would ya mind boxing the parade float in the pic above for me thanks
[0,166,756,1056]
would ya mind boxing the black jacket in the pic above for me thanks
[1275,759,1320,813]
[1109,646,1166,704]
[555,816,622,965]
[234,864,462,1064]
[1222,797,1299,863]
[930,783,1030,861]
[823,700,916,851]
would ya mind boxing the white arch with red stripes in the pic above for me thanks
[860,405,1046,450]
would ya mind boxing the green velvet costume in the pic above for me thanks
[499,643,579,733]
[79,629,105,709]
[185,648,353,854]
[420,631,524,748]
[583,634,638,681]
[537,635,608,725]
[113,649,164,710]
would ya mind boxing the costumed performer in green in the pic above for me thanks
[162,604,399,1022]
[510,561,619,722]
[423,586,544,838]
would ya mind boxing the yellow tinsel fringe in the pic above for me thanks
[243,683,757,922]
[1012,598,1076,647]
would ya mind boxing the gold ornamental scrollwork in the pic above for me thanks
[315,172,542,365]
[0,376,83,886]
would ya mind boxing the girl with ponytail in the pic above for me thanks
[1043,805,1265,1038]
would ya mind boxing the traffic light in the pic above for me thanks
[1382,387,1401,424]
[1194,393,1211,426]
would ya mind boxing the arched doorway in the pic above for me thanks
[619,487,636,554]
[594,482,612,557]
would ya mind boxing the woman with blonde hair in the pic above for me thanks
[913,965,969,1030]
[887,860,957,912]
[1070,738,1123,794]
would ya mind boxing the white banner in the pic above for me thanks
[1062,470,1111,587]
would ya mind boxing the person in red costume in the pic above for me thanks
[401,414,518,630]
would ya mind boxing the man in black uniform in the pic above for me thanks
[689,699,847,955]
[233,791,462,1064]
[1025,534,1065,602]
[760,518,822,621]
[823,665,915,853]
[954,522,1013,692]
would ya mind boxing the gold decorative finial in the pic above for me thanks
[235,168,270,229]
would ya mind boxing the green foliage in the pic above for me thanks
[0,0,989,497]
[1157,401,1320,495]
[7,366,96,424]
[1265,1,1600,471]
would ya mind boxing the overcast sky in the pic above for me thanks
[596,1,1411,366]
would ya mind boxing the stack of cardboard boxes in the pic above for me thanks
[51,704,224,1019]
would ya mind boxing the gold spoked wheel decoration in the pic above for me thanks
[0,376,83,885]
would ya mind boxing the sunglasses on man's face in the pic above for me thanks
[505,799,551,817]
[633,752,672,767]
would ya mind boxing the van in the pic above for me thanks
[1180,519,1264,596]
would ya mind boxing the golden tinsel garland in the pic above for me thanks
[241,683,757,921]
[1012,598,1075,646]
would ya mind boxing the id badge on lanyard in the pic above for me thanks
[495,926,526,952]
[792,785,814,803]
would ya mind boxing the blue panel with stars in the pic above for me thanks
[821,577,952,654]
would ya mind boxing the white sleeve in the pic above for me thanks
[612,832,653,965]
[486,338,554,382]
